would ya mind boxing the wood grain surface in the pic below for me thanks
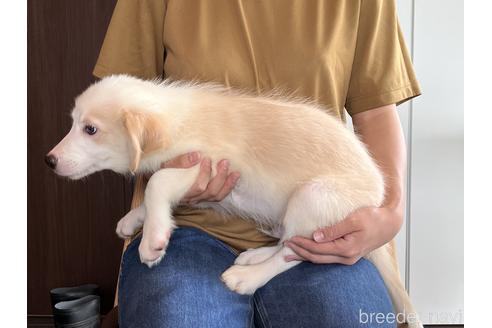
[27,0,132,315]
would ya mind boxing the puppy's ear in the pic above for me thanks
[123,110,166,173]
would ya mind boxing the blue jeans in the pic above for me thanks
[119,227,395,327]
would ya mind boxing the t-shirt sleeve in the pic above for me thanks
[345,0,421,115]
[93,0,167,80]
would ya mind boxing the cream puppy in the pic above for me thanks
[46,75,422,327]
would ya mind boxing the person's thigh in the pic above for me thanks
[253,258,396,328]
[118,227,253,328]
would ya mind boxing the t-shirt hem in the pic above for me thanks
[93,64,114,79]
[345,81,422,115]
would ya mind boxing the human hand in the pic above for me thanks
[284,206,403,265]
[161,152,240,205]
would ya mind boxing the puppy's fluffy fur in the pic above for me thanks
[48,75,421,327]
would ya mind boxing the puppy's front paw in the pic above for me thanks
[221,265,265,295]
[139,249,165,268]
[115,207,145,239]
[116,218,136,239]
[138,232,170,268]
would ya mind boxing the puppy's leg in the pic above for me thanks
[222,180,346,294]
[116,204,146,239]
[234,245,281,265]
[287,180,421,327]
[284,180,422,327]
[222,245,300,294]
[139,166,199,267]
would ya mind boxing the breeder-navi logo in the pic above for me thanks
[359,309,420,325]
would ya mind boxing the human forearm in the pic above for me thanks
[352,104,406,228]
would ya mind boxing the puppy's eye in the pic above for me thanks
[84,125,97,135]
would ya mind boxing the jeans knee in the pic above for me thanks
[334,259,396,327]
[117,228,252,328]
[255,258,396,327]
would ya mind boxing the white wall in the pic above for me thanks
[348,1,464,324]
[395,0,415,289]
[409,0,464,324]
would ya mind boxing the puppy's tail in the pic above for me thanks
[366,245,423,328]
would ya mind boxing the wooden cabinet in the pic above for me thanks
[27,0,129,316]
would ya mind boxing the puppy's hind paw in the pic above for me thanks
[221,265,265,295]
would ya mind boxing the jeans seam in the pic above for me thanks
[248,296,255,328]
[210,235,240,257]
[253,292,271,328]
[184,226,239,257]
[119,237,140,304]
[118,244,129,299]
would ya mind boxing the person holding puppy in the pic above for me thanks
[94,0,420,327]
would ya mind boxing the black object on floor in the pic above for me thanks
[53,295,100,328]
[50,284,99,307]
[50,284,100,328]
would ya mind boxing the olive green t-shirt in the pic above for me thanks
[93,0,421,251]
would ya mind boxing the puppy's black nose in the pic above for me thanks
[45,154,58,170]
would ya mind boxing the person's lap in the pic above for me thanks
[119,227,395,328]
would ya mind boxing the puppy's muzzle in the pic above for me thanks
[45,154,58,170]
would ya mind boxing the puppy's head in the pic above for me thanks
[45,75,167,179]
